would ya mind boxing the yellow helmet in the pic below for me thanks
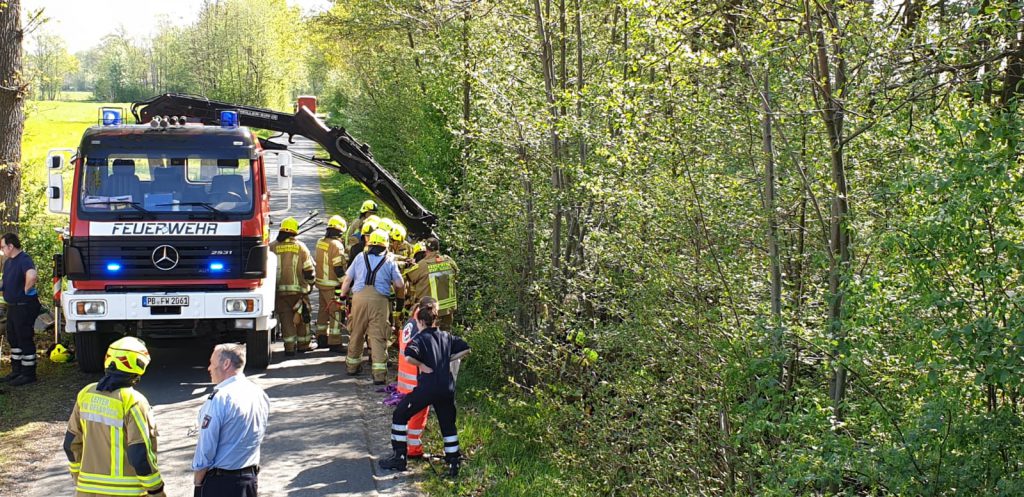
[390,225,407,243]
[50,344,72,363]
[327,215,346,231]
[377,218,395,235]
[360,200,378,214]
[368,229,390,247]
[411,242,426,255]
[360,215,381,235]
[280,217,299,234]
[104,337,151,375]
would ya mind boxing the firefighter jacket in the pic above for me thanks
[314,236,347,289]
[271,238,314,295]
[65,383,164,496]
[404,252,459,316]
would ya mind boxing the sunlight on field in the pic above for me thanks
[22,100,130,183]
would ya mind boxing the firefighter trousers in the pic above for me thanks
[347,288,389,380]
[6,299,40,373]
[317,287,346,347]
[391,387,459,462]
[276,293,308,353]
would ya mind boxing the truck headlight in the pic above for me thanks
[75,301,106,316]
[224,298,255,313]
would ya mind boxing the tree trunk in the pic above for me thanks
[0,0,25,234]
[761,75,783,349]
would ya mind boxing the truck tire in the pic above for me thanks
[76,332,108,373]
[247,328,271,370]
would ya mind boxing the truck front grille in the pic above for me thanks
[69,237,262,280]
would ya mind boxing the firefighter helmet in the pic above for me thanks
[411,242,426,255]
[104,337,151,375]
[50,344,72,363]
[360,200,378,214]
[280,217,300,234]
[361,215,381,235]
[368,229,390,247]
[377,218,395,235]
[390,225,407,243]
[328,215,347,232]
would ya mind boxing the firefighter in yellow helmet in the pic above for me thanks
[314,215,349,352]
[404,237,459,330]
[339,229,406,383]
[270,217,315,356]
[64,337,166,497]
[346,199,379,249]
[347,215,380,267]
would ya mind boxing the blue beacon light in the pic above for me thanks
[209,262,225,272]
[102,109,122,126]
[220,111,239,128]
[106,262,122,272]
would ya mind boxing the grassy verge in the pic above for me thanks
[317,163,400,222]
[0,338,94,491]
[407,365,584,497]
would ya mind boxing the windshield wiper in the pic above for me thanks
[85,200,156,218]
[157,202,230,218]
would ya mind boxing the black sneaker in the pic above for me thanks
[446,461,460,478]
[379,453,407,471]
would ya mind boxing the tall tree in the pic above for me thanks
[0,0,25,233]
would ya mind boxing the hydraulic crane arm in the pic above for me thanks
[131,93,438,239]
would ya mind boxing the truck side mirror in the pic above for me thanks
[266,151,292,215]
[46,148,75,170]
[48,171,67,214]
[50,155,63,169]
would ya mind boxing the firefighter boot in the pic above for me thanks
[0,362,21,383]
[10,365,37,386]
[445,455,461,478]
[379,450,407,471]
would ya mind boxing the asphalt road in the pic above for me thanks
[17,136,422,497]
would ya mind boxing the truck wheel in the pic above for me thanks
[247,328,271,370]
[76,332,109,373]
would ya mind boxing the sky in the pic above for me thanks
[22,0,333,54]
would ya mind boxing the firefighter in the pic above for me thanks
[270,217,315,356]
[64,337,167,497]
[389,225,414,271]
[346,200,379,248]
[380,298,471,477]
[347,215,380,267]
[403,237,459,330]
[315,215,348,352]
[339,229,405,384]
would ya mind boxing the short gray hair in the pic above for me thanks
[215,343,246,370]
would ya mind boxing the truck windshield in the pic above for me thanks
[79,155,254,216]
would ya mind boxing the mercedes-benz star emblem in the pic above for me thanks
[152,245,180,271]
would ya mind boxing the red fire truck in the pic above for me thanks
[46,95,436,372]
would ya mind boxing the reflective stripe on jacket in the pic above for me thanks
[271,239,314,294]
[406,253,459,315]
[314,237,346,288]
[66,383,163,496]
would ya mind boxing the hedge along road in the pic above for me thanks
[17,135,422,497]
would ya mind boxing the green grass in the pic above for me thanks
[22,100,132,180]
[59,91,95,102]
[317,162,399,223]
[410,366,582,497]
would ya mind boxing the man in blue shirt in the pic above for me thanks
[339,228,406,384]
[193,343,270,496]
[0,233,40,386]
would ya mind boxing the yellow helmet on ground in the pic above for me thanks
[360,200,378,214]
[328,215,347,231]
[368,229,390,247]
[377,218,395,235]
[104,337,151,375]
[50,344,72,363]
[411,242,426,255]
[280,217,299,234]
[360,215,381,235]
[390,225,407,243]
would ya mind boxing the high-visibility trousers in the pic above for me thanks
[276,293,307,352]
[347,288,390,379]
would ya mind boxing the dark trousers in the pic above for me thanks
[6,300,40,371]
[195,470,258,497]
[391,386,460,462]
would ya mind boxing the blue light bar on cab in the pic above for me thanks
[101,109,122,126]
[220,111,239,128]
[106,262,122,272]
